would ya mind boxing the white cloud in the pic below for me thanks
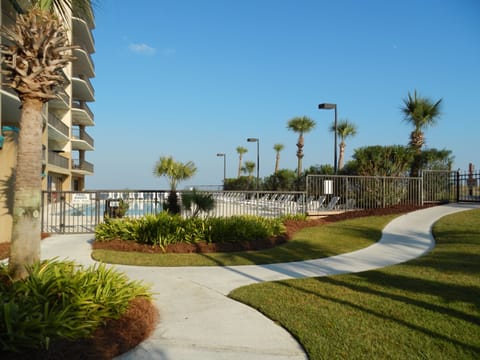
[128,43,156,55]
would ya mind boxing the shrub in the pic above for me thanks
[0,260,152,353]
[94,213,286,248]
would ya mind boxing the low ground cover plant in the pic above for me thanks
[0,259,154,356]
[95,213,286,249]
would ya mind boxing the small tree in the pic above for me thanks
[243,161,256,180]
[273,143,284,174]
[236,146,248,178]
[287,116,316,178]
[330,119,357,170]
[153,156,197,214]
[401,90,442,176]
[181,189,215,218]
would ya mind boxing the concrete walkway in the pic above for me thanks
[38,203,478,360]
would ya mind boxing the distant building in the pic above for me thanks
[0,1,95,242]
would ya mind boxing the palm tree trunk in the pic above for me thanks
[237,155,243,178]
[296,134,304,178]
[274,153,280,174]
[9,99,44,280]
[338,141,346,170]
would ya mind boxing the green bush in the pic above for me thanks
[95,213,286,248]
[0,260,152,353]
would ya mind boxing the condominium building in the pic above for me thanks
[0,1,95,242]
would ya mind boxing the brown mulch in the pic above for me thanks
[1,297,159,360]
[0,204,431,358]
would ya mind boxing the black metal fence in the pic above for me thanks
[41,171,480,233]
[41,190,306,233]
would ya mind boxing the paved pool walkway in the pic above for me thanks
[38,203,478,360]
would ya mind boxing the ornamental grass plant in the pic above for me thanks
[0,259,154,356]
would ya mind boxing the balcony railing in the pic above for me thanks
[72,159,94,173]
[48,151,69,169]
[72,100,94,123]
[72,127,94,148]
[48,113,69,138]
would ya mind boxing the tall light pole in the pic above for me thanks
[318,103,338,174]
[247,138,259,190]
[216,153,226,188]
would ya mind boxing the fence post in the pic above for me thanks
[456,171,460,202]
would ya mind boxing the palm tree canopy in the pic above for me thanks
[273,143,284,153]
[153,156,197,191]
[330,119,358,141]
[11,0,95,21]
[401,90,442,132]
[236,146,248,155]
[287,116,316,134]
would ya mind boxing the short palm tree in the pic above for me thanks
[401,90,442,176]
[330,119,357,171]
[153,156,197,214]
[236,146,248,178]
[287,116,316,177]
[1,0,94,280]
[273,143,284,174]
[243,161,256,180]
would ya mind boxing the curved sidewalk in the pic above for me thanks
[39,203,479,360]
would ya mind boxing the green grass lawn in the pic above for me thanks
[92,215,396,266]
[229,208,480,360]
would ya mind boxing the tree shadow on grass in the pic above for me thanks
[270,275,480,355]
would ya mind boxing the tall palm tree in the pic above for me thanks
[287,116,316,178]
[1,0,94,280]
[330,119,357,171]
[153,156,197,214]
[401,90,442,176]
[273,143,284,174]
[236,146,248,178]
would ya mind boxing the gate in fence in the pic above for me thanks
[422,168,480,203]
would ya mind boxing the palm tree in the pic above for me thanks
[401,90,442,176]
[243,161,256,180]
[287,116,316,178]
[1,0,94,280]
[273,143,284,174]
[153,156,197,214]
[236,146,248,178]
[330,119,358,171]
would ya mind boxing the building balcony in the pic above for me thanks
[47,150,70,171]
[72,101,94,126]
[71,128,94,151]
[72,158,94,174]
[72,75,94,102]
[73,46,95,79]
[72,16,95,54]
[47,113,69,143]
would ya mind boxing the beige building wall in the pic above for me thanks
[0,128,17,243]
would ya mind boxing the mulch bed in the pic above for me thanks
[92,204,431,254]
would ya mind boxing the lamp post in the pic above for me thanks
[318,103,338,174]
[216,153,226,188]
[247,138,259,190]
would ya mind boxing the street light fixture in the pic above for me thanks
[318,103,338,174]
[216,153,226,188]
[247,138,259,190]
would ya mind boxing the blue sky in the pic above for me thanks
[87,0,480,190]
